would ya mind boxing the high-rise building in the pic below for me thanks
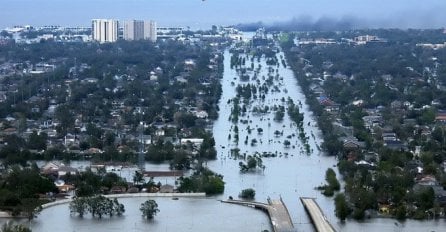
[123,20,157,42]
[144,20,157,42]
[91,19,118,43]
[123,20,144,40]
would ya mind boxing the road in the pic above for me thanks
[221,198,295,232]
[300,197,336,232]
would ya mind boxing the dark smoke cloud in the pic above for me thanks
[234,11,445,31]
[234,15,369,31]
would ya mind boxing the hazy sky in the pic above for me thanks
[1,0,445,29]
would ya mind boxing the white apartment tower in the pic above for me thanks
[123,20,157,42]
[92,19,119,43]
[123,20,144,40]
[144,20,157,42]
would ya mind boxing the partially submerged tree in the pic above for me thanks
[69,196,125,218]
[334,193,351,221]
[140,200,159,219]
[239,188,256,200]
[177,167,225,195]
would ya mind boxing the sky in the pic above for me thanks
[1,0,446,29]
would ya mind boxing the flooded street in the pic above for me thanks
[209,43,446,232]
[208,46,338,231]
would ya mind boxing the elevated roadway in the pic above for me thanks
[221,198,295,232]
[300,197,336,232]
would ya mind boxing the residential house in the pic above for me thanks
[435,110,446,122]
[417,175,438,186]
[363,115,383,130]
[159,184,174,193]
[180,138,204,147]
[41,161,78,177]
[384,140,406,151]
[342,137,366,150]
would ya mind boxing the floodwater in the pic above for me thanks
[30,197,270,232]
[208,45,338,231]
[6,35,446,232]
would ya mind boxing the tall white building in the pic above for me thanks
[123,20,157,42]
[144,20,157,42]
[123,20,144,40]
[92,19,119,43]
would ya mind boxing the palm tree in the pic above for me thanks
[133,171,144,185]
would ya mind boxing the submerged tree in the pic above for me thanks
[69,196,125,218]
[69,197,88,217]
[334,193,351,221]
[140,200,160,219]
[177,167,225,195]
[239,188,256,200]
[317,168,340,196]
[239,155,265,173]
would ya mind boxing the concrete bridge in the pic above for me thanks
[300,197,336,232]
[221,198,296,232]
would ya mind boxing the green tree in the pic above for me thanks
[418,108,436,125]
[417,187,435,210]
[69,196,124,218]
[239,155,265,173]
[112,198,125,216]
[133,171,144,185]
[177,167,225,195]
[69,197,88,217]
[88,196,105,218]
[325,168,340,191]
[322,135,343,156]
[334,193,351,221]
[140,200,159,219]
[203,175,225,195]
[54,104,74,134]
[317,169,340,197]
[198,133,217,160]
[27,131,47,150]
[257,128,263,134]
[247,156,257,169]
[0,222,31,232]
[20,198,42,221]
[395,204,407,220]
[239,188,255,200]
[4,167,56,199]
[170,150,191,170]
